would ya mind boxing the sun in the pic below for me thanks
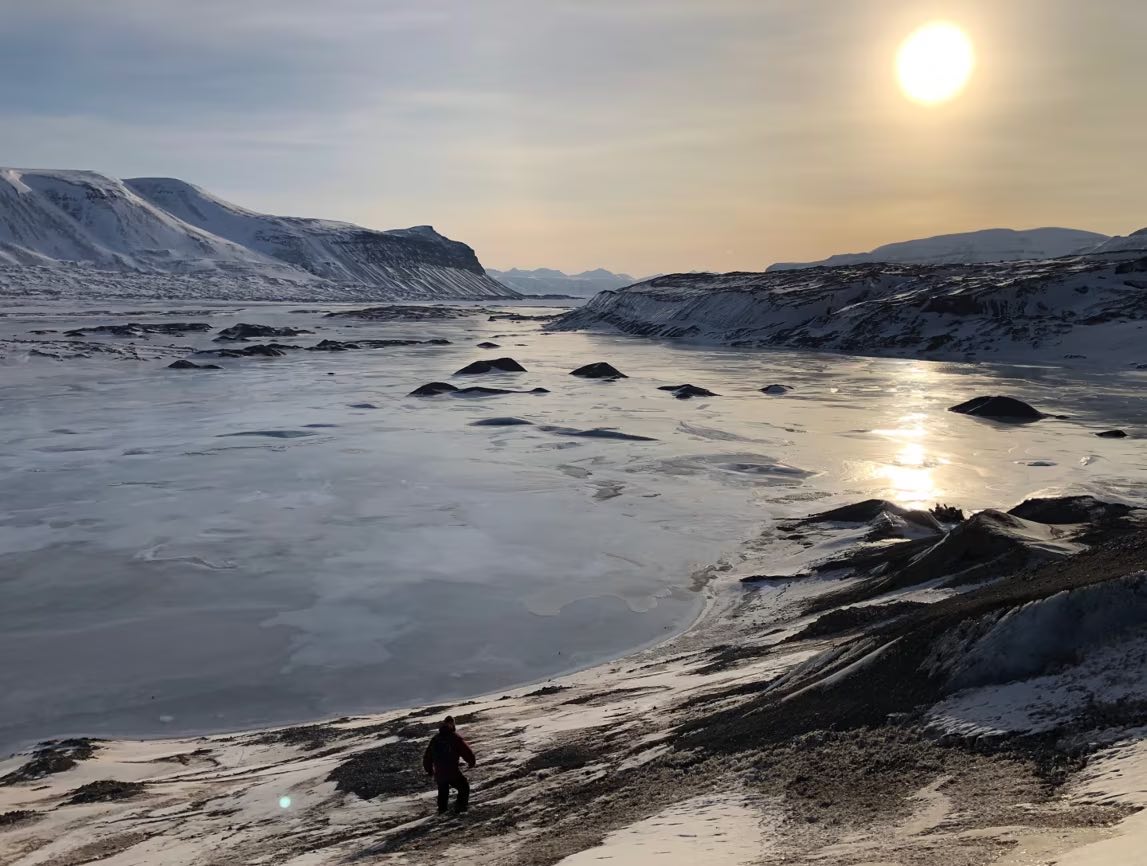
[896,21,975,106]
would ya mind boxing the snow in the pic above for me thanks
[0,168,518,301]
[1055,738,1147,865]
[556,794,767,865]
[768,227,1110,271]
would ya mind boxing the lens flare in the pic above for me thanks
[279,796,292,809]
[897,21,975,106]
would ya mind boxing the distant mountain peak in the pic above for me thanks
[485,266,635,297]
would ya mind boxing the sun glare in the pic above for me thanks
[896,21,975,106]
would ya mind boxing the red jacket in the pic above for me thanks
[423,729,475,780]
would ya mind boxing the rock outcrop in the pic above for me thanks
[214,323,313,341]
[570,362,627,379]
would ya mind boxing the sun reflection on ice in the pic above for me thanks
[883,442,941,507]
[872,407,949,507]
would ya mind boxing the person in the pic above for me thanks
[422,715,476,814]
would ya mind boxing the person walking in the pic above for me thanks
[422,716,476,814]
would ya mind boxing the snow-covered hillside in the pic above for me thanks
[547,253,1147,362]
[0,169,517,301]
[768,227,1108,271]
[486,266,635,297]
[1088,227,1147,255]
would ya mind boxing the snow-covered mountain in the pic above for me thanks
[0,168,517,301]
[547,250,1147,362]
[0,169,287,274]
[767,227,1109,271]
[486,267,635,297]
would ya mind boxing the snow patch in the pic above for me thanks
[556,793,768,865]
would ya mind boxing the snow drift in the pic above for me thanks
[0,168,517,301]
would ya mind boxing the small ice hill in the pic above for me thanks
[767,227,1109,271]
[0,168,517,301]
[486,267,635,297]
[547,248,1147,363]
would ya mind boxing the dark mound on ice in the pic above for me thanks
[168,359,222,370]
[949,396,1044,422]
[307,338,450,352]
[214,323,312,341]
[410,382,549,397]
[539,425,656,442]
[410,382,458,396]
[659,384,720,399]
[64,322,211,337]
[470,417,534,427]
[455,357,527,375]
[570,362,627,379]
[325,306,473,321]
[219,430,316,439]
[197,344,290,358]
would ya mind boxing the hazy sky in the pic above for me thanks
[2,0,1144,274]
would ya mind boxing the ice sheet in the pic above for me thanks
[2,300,1147,751]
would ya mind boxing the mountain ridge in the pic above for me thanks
[0,168,517,301]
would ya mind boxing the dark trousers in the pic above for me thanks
[436,770,470,813]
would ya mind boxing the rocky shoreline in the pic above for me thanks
[3,493,1147,865]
